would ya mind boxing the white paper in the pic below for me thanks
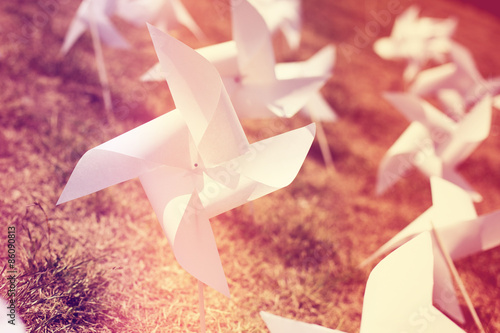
[364,177,500,322]
[141,0,334,121]
[360,232,465,332]
[260,233,465,333]
[247,0,302,50]
[58,24,316,297]
[377,93,492,201]
[373,6,457,81]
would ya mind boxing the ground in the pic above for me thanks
[0,0,499,332]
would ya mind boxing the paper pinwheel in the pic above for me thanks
[57,24,316,297]
[376,93,492,201]
[247,0,302,50]
[260,233,465,332]
[410,42,500,114]
[116,0,206,40]
[364,176,500,323]
[360,232,465,332]
[61,0,130,55]
[142,0,334,121]
[373,5,457,81]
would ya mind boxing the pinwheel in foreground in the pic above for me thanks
[142,0,336,167]
[373,5,457,81]
[364,177,500,330]
[57,24,315,331]
[376,93,492,201]
[261,233,465,332]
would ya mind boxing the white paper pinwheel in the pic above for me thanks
[410,42,500,114]
[247,0,302,50]
[364,176,500,323]
[57,24,315,297]
[360,232,465,332]
[260,311,345,333]
[142,0,334,121]
[61,0,130,55]
[116,0,206,40]
[260,233,465,332]
[1,297,26,333]
[373,6,457,81]
[376,93,491,201]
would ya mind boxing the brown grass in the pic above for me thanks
[1,0,500,332]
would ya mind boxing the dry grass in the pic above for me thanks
[1,0,500,332]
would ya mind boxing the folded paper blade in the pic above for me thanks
[439,95,492,167]
[409,63,458,97]
[383,93,455,133]
[237,123,315,189]
[60,17,88,55]
[275,45,335,80]
[169,0,206,40]
[57,149,161,205]
[169,192,230,297]
[360,208,435,267]
[138,168,230,296]
[431,176,477,228]
[248,0,302,50]
[148,24,249,163]
[360,233,465,333]
[232,0,276,83]
[196,41,240,78]
[300,93,337,123]
[232,76,327,118]
[57,110,192,205]
[376,122,436,194]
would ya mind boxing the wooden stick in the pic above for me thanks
[315,120,335,170]
[430,221,485,333]
[89,11,113,123]
[309,108,335,171]
[198,280,206,333]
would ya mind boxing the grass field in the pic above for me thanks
[1,0,500,332]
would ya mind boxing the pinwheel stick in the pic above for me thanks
[198,280,206,333]
[430,221,485,333]
[89,15,113,123]
[310,110,334,170]
[316,121,334,170]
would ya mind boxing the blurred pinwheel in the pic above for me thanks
[248,0,302,50]
[374,5,457,81]
[410,42,500,116]
[376,93,491,201]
